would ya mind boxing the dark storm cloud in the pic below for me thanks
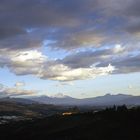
[96,53,140,74]
[122,0,140,17]
[0,0,100,49]
[45,0,140,49]
[111,55,140,74]
[59,47,122,68]
[0,27,26,39]
[126,22,140,34]
[0,0,139,50]
[0,0,98,31]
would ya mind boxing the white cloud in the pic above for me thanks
[15,81,25,88]
[11,50,46,62]
[39,64,115,81]
[113,44,125,53]
[7,50,47,76]
[3,88,37,96]
[0,45,139,81]
[0,83,37,97]
[0,48,117,81]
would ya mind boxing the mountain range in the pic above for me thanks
[29,94,140,106]
[0,94,140,106]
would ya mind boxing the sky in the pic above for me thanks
[0,0,140,98]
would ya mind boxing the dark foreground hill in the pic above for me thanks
[0,106,140,140]
[0,101,67,118]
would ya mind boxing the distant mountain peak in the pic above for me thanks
[50,93,71,98]
[104,93,112,96]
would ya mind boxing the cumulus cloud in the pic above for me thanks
[11,50,46,62]
[15,82,25,88]
[38,64,115,81]
[0,50,47,75]
[0,42,139,81]
[0,49,116,81]
[2,88,37,97]
[0,45,139,81]
[0,83,37,97]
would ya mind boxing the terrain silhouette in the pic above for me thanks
[0,105,140,140]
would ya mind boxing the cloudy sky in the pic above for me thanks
[0,0,140,98]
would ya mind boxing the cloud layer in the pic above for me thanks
[0,0,139,50]
[0,49,115,81]
[0,0,139,81]
[0,82,37,97]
